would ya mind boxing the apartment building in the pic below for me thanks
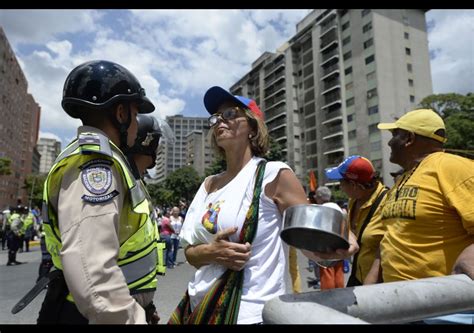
[231,9,432,187]
[185,129,215,177]
[36,137,62,174]
[154,115,208,182]
[0,27,41,207]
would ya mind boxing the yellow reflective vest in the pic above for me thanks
[42,131,165,298]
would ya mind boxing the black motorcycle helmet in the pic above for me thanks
[127,114,162,178]
[61,60,155,118]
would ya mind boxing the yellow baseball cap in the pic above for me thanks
[377,109,447,143]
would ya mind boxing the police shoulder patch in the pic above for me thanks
[81,164,113,195]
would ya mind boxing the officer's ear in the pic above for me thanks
[114,103,129,125]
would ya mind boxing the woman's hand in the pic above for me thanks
[184,226,251,271]
[211,227,251,271]
[301,230,359,262]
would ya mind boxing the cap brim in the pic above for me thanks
[377,123,397,130]
[325,167,344,180]
[138,96,155,114]
[203,86,247,115]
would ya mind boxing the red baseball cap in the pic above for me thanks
[325,155,376,183]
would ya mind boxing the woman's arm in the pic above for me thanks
[266,168,359,260]
[184,227,251,271]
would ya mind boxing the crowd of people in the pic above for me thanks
[3,59,472,325]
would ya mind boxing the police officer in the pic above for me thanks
[37,60,160,324]
[6,206,23,266]
[126,114,171,323]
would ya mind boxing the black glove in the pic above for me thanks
[144,301,160,325]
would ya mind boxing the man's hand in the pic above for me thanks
[148,310,160,325]
[211,227,251,271]
[301,230,359,262]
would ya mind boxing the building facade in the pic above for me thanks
[230,9,432,187]
[0,27,41,208]
[185,129,215,177]
[154,115,208,182]
[36,137,62,174]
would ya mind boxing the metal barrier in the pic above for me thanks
[262,274,474,324]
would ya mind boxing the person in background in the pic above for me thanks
[6,206,24,266]
[325,155,388,286]
[312,186,345,290]
[21,207,35,252]
[169,86,358,324]
[159,211,174,269]
[37,60,158,324]
[374,109,474,324]
[169,206,183,267]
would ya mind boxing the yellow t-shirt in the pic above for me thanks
[380,152,474,282]
[349,182,387,283]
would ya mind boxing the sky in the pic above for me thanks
[0,9,473,147]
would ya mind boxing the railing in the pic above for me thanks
[321,63,339,77]
[323,108,342,121]
[263,275,474,324]
[321,48,339,63]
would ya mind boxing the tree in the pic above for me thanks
[0,157,12,176]
[164,166,201,203]
[418,93,474,156]
[23,173,46,208]
[147,182,174,209]
[204,154,226,177]
[266,136,285,162]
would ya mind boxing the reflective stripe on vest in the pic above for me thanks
[42,131,163,297]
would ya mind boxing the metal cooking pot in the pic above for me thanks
[280,204,349,253]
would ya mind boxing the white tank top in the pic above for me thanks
[180,156,291,324]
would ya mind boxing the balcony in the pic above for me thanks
[321,78,341,95]
[264,70,285,88]
[265,93,286,109]
[322,124,343,140]
[320,21,337,38]
[267,116,287,131]
[320,63,340,80]
[320,48,339,66]
[322,109,343,124]
[264,81,285,100]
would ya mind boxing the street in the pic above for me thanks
[0,242,338,324]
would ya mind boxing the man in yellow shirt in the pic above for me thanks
[376,109,474,283]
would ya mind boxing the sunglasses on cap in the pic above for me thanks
[208,107,246,127]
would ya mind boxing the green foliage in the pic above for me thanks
[204,155,226,177]
[164,166,201,203]
[418,93,474,156]
[147,183,174,208]
[0,157,12,176]
[266,136,285,162]
[330,188,348,203]
[23,174,46,208]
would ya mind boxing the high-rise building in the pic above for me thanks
[0,27,41,208]
[36,137,62,174]
[154,115,208,182]
[185,129,215,177]
[230,9,432,187]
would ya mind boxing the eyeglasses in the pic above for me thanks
[208,107,245,127]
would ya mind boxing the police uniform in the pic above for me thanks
[37,60,164,324]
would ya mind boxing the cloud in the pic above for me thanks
[0,10,102,46]
[39,131,62,142]
[427,10,474,94]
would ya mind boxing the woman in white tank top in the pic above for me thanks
[174,86,359,324]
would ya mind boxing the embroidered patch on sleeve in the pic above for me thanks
[81,165,113,195]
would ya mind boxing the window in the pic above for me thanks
[407,63,413,72]
[342,36,351,46]
[369,124,378,134]
[408,79,414,87]
[348,130,356,139]
[363,38,373,49]
[410,95,415,103]
[365,54,375,65]
[363,22,372,33]
[404,32,410,39]
[347,114,354,122]
[361,9,371,17]
[344,66,353,75]
[405,47,411,55]
[367,88,377,99]
[342,21,350,31]
[367,71,376,81]
[403,15,409,25]
[368,105,379,115]
[345,82,353,90]
[346,97,355,107]
[343,51,352,61]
